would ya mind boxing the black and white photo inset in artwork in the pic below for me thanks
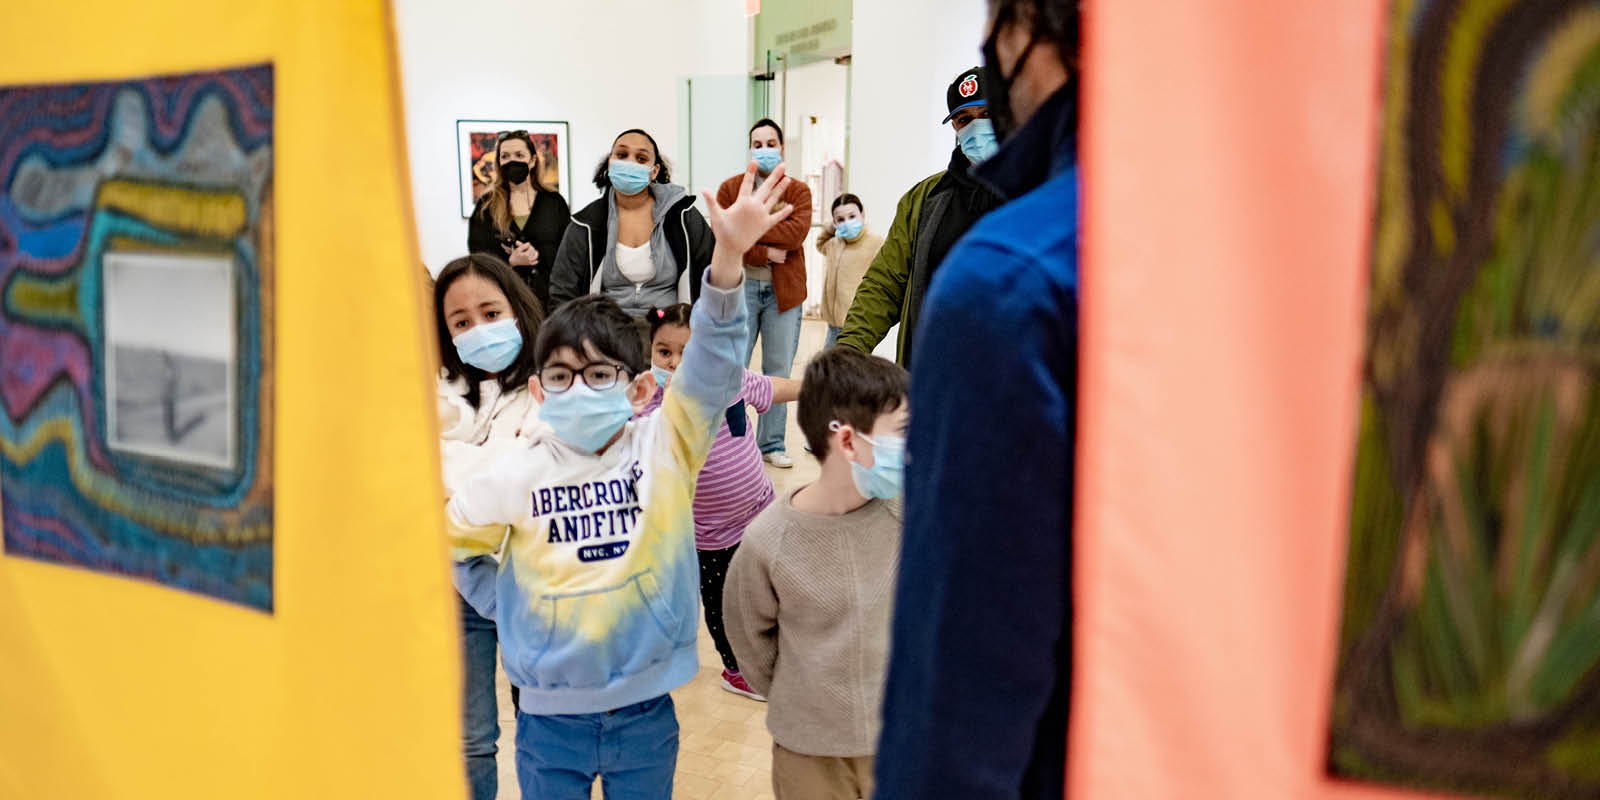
[103,252,236,470]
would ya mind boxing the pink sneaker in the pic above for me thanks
[720,669,766,701]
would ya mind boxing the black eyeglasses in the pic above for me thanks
[496,129,530,141]
[538,362,629,393]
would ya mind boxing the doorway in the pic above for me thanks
[768,57,850,311]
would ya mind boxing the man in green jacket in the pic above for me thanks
[834,67,1004,366]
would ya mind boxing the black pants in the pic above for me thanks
[697,544,741,672]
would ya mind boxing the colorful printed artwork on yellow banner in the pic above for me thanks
[0,66,276,609]
[0,2,459,798]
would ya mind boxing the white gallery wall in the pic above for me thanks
[847,0,990,233]
[394,0,750,272]
[395,0,991,278]
[844,0,989,358]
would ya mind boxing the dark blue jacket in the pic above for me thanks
[876,83,1078,800]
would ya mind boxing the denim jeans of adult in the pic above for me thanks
[515,694,680,800]
[459,593,500,800]
[824,324,842,350]
[742,277,802,455]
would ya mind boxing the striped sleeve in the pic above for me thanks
[740,369,775,414]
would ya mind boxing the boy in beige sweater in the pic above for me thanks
[723,348,908,800]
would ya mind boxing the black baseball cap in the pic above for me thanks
[942,66,988,123]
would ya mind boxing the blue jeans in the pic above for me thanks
[459,593,500,800]
[742,277,802,455]
[824,324,842,349]
[515,694,679,800]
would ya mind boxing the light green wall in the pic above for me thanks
[752,0,852,73]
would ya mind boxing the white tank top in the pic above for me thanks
[615,241,654,285]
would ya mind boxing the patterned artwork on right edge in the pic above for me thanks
[1330,0,1600,796]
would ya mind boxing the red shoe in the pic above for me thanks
[720,669,766,701]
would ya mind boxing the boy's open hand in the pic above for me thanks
[702,162,794,289]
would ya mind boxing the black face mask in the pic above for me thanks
[500,160,531,185]
[982,21,1041,144]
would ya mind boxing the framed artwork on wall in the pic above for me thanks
[455,119,571,218]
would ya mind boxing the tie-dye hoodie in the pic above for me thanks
[447,280,747,715]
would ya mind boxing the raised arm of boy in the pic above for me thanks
[655,164,797,472]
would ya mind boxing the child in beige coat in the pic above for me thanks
[817,193,884,349]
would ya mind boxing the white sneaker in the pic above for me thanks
[763,451,794,469]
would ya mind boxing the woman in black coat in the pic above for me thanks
[466,130,570,311]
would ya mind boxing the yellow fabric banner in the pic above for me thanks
[0,2,460,797]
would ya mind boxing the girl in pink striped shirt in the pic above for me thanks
[642,304,799,700]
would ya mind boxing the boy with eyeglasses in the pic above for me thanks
[446,164,795,799]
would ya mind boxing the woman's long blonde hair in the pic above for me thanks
[478,130,551,235]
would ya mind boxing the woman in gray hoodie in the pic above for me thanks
[548,128,715,317]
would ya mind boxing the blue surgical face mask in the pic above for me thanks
[452,317,522,373]
[835,218,864,241]
[539,382,635,453]
[751,146,782,173]
[608,159,653,196]
[650,364,673,388]
[956,117,999,165]
[832,423,905,500]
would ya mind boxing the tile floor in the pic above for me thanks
[489,319,832,799]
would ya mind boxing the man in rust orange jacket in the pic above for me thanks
[716,118,813,467]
